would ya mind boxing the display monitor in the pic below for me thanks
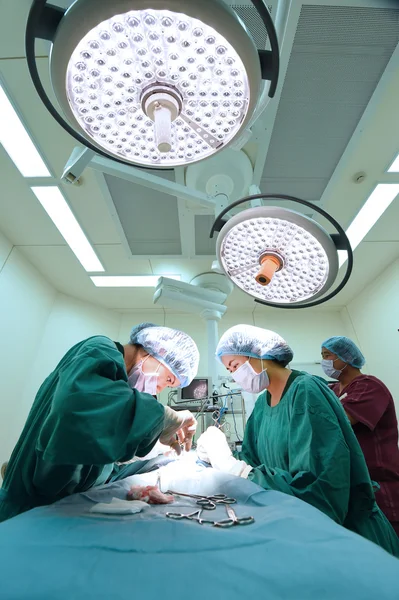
[176,377,212,402]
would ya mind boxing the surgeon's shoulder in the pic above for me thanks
[352,374,393,398]
[290,372,337,412]
[83,335,116,349]
[79,336,124,363]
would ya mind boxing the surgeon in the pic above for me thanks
[0,323,199,523]
[197,324,399,557]
[321,336,399,535]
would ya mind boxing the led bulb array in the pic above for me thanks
[220,217,330,303]
[66,9,250,166]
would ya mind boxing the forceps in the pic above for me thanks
[166,509,217,525]
[166,505,254,528]
[167,491,236,510]
[214,504,255,527]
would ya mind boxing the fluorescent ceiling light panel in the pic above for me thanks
[31,186,104,272]
[339,183,399,267]
[388,153,399,173]
[0,84,51,177]
[91,275,181,287]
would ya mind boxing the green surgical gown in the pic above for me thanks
[0,336,165,523]
[239,370,399,557]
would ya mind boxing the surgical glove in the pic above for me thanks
[196,426,226,463]
[196,440,211,464]
[196,427,252,478]
[196,426,231,467]
[160,407,197,455]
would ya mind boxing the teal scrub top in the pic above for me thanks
[0,336,165,522]
[239,370,399,557]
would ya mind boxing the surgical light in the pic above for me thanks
[26,0,279,169]
[210,194,353,309]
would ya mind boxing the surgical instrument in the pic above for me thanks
[165,509,218,525]
[214,504,255,527]
[166,491,236,510]
[166,504,254,528]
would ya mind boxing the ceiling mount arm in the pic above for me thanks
[251,0,280,96]
[35,3,65,41]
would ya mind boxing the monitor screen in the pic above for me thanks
[180,377,211,401]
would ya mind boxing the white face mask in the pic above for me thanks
[128,356,161,395]
[232,360,270,394]
[321,359,346,380]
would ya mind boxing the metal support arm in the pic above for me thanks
[89,154,217,209]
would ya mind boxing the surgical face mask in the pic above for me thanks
[321,359,346,380]
[128,356,161,395]
[232,360,270,394]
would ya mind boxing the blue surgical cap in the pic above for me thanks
[321,336,365,369]
[129,323,199,388]
[216,324,294,367]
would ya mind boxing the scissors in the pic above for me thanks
[167,491,236,510]
[166,509,217,525]
[214,504,255,527]
[166,505,254,528]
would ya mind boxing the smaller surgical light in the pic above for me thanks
[211,195,353,309]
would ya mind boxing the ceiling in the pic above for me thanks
[0,0,398,313]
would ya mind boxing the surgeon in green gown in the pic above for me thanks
[0,323,199,523]
[197,324,399,557]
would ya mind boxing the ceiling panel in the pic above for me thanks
[262,4,399,201]
[295,6,399,47]
[104,173,182,256]
[260,176,328,203]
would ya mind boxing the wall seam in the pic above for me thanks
[0,245,14,276]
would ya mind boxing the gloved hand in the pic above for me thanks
[159,407,197,455]
[196,426,232,466]
[196,427,252,478]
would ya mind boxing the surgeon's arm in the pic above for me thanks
[38,342,165,465]
[247,385,351,525]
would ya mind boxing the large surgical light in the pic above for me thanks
[211,194,353,309]
[26,0,279,169]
